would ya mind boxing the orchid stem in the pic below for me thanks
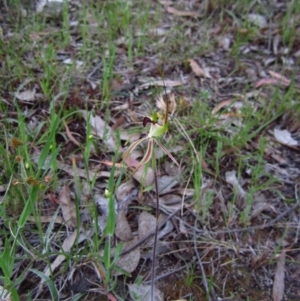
[150,148,159,301]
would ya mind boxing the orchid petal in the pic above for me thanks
[122,137,148,162]
[139,138,154,167]
[154,139,180,167]
[130,138,154,174]
[143,116,153,127]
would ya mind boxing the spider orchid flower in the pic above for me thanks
[123,111,180,172]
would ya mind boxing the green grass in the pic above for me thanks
[0,0,300,300]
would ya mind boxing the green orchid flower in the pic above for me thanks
[123,101,179,172]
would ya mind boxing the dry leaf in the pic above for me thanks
[271,153,288,164]
[273,34,280,55]
[57,185,76,229]
[158,220,174,239]
[27,215,64,224]
[128,283,164,301]
[272,250,286,301]
[81,110,116,151]
[119,130,140,143]
[124,155,154,187]
[156,175,178,195]
[63,58,84,69]
[156,93,177,114]
[245,13,267,28]
[179,220,188,236]
[159,194,181,206]
[218,36,231,51]
[212,99,235,114]
[115,209,133,241]
[32,152,113,179]
[81,111,154,186]
[255,78,282,88]
[269,70,291,85]
[138,79,183,90]
[225,170,246,209]
[189,59,211,78]
[255,70,290,88]
[43,230,78,280]
[158,0,173,5]
[63,120,80,146]
[36,0,64,13]
[116,180,136,203]
[114,236,140,275]
[250,193,271,220]
[15,89,36,101]
[106,293,117,301]
[138,211,157,247]
[166,6,199,18]
[164,160,181,177]
[95,195,117,233]
[274,128,298,146]
[111,102,129,111]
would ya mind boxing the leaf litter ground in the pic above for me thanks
[0,0,300,300]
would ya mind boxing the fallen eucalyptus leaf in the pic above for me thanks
[274,128,298,146]
[115,209,133,241]
[57,184,76,229]
[138,211,157,247]
[114,236,140,275]
[272,250,286,301]
[15,89,36,102]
